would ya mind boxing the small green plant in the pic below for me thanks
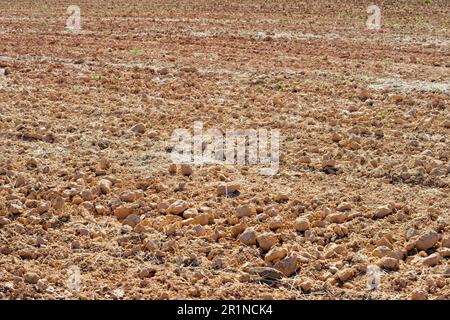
[92,74,102,81]
[424,0,432,4]
[130,48,143,57]
[377,110,390,119]
[383,59,393,69]
[275,84,284,92]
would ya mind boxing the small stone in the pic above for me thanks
[216,182,240,196]
[193,213,209,226]
[36,279,48,292]
[167,200,189,215]
[378,257,399,270]
[268,217,283,230]
[95,205,107,215]
[168,163,177,174]
[256,233,278,252]
[293,218,310,232]
[337,202,352,211]
[337,268,354,282]
[410,289,428,300]
[180,164,193,176]
[123,214,140,228]
[274,255,298,277]
[374,205,392,218]
[24,272,39,284]
[440,235,450,248]
[114,205,134,220]
[98,179,112,194]
[71,240,81,250]
[248,267,284,281]
[131,123,146,134]
[264,247,287,263]
[236,205,256,218]
[230,222,247,238]
[138,268,156,279]
[80,190,94,201]
[422,253,441,267]
[275,193,289,202]
[119,191,136,203]
[0,217,11,226]
[239,228,257,245]
[415,230,439,251]
[328,212,348,224]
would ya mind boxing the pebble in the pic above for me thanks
[98,179,112,194]
[80,190,94,201]
[131,123,146,134]
[274,255,298,277]
[337,268,354,282]
[268,217,283,230]
[123,214,141,228]
[71,240,81,250]
[264,247,287,263]
[256,233,278,251]
[274,193,289,202]
[193,213,209,226]
[415,230,439,251]
[421,253,441,267]
[293,218,310,232]
[238,228,257,245]
[167,200,189,215]
[120,191,136,203]
[0,217,11,226]
[441,235,449,248]
[216,182,240,196]
[337,202,352,211]
[24,272,39,284]
[378,257,399,270]
[410,289,428,300]
[180,164,193,176]
[168,163,177,174]
[236,205,256,218]
[374,205,392,218]
[114,205,134,220]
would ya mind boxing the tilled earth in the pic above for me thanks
[0,0,449,300]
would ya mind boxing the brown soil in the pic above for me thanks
[0,0,449,300]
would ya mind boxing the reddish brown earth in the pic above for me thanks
[0,0,449,300]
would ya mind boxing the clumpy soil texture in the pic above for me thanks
[0,0,449,300]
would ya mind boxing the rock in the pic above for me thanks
[274,193,289,202]
[239,228,257,245]
[71,240,81,250]
[410,289,427,300]
[138,268,156,279]
[80,190,94,201]
[114,205,134,220]
[36,279,48,292]
[274,255,298,277]
[328,212,348,223]
[119,191,136,203]
[337,202,352,211]
[167,200,189,215]
[168,163,177,174]
[230,222,247,238]
[264,247,287,263]
[378,257,399,270]
[268,217,283,230]
[422,253,441,267]
[248,267,285,281]
[131,123,146,134]
[374,205,392,218]
[256,233,278,251]
[98,179,112,194]
[193,213,209,226]
[95,205,107,215]
[0,217,11,226]
[123,214,140,228]
[372,246,395,258]
[24,272,39,284]
[337,268,354,282]
[322,159,336,168]
[180,164,193,176]
[441,235,450,248]
[293,218,310,232]
[216,182,240,196]
[415,230,439,251]
[15,175,26,188]
[236,205,256,218]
